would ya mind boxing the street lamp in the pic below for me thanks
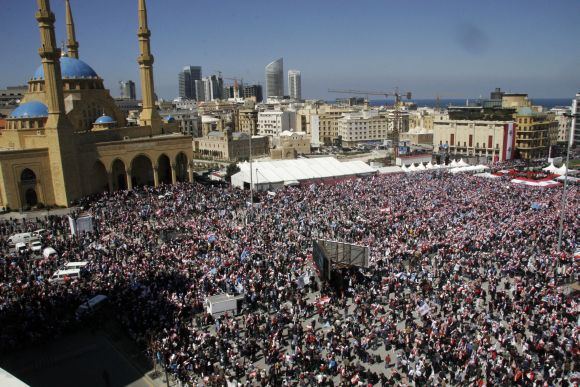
[555,111,577,283]
[557,112,576,252]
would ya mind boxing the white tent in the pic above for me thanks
[426,161,434,169]
[377,166,404,174]
[400,164,408,172]
[449,165,489,174]
[457,159,469,167]
[555,175,580,183]
[450,159,459,167]
[231,157,376,190]
[543,163,557,173]
[474,172,500,179]
[408,163,418,171]
[416,163,426,170]
[554,165,570,175]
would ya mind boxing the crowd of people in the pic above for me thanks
[0,170,578,386]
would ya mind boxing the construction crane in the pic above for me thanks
[223,77,244,98]
[328,88,412,158]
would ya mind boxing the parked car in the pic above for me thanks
[30,240,42,253]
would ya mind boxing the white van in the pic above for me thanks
[64,261,88,270]
[32,229,47,238]
[30,240,43,253]
[76,295,108,317]
[8,233,33,247]
[49,268,81,283]
[15,242,28,254]
[205,293,245,317]
[42,247,58,259]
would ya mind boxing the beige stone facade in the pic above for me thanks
[338,111,390,147]
[271,131,310,159]
[317,106,356,145]
[0,0,193,210]
[433,119,514,162]
[502,94,532,109]
[193,131,269,161]
[514,108,558,160]
[237,108,258,135]
[399,131,433,146]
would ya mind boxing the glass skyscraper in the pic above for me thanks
[265,58,283,99]
[178,66,201,100]
[288,70,301,100]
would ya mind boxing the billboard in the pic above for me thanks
[502,122,516,161]
[312,239,369,280]
[68,215,95,236]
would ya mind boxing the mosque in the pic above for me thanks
[0,0,193,209]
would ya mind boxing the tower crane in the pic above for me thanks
[223,77,244,98]
[328,88,412,158]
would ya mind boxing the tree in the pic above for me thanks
[225,162,240,182]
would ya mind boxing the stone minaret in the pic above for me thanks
[35,0,80,206]
[65,0,79,59]
[137,0,162,133]
[36,0,67,128]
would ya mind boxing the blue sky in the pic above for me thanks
[1,0,579,100]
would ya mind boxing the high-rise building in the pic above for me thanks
[194,80,205,102]
[119,80,136,100]
[210,75,223,100]
[288,70,301,100]
[178,66,202,100]
[265,58,283,99]
[572,93,580,147]
[202,77,212,102]
[243,85,263,102]
[200,75,224,101]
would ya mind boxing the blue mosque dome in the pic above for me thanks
[33,57,98,80]
[9,101,49,118]
[95,115,115,124]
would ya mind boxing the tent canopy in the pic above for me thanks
[231,157,376,189]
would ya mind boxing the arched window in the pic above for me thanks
[21,168,36,182]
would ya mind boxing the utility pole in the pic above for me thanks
[247,132,253,225]
[555,111,576,283]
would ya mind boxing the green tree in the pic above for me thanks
[225,162,240,182]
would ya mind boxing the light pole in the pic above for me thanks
[555,111,576,283]
[246,130,253,226]
[557,113,575,252]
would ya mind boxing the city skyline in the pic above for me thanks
[0,0,579,101]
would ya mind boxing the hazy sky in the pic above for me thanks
[1,0,579,100]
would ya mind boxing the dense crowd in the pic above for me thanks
[0,171,578,386]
